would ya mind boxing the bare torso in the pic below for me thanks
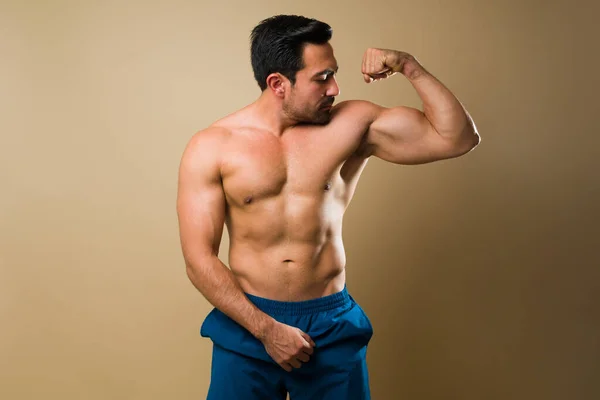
[213,103,372,301]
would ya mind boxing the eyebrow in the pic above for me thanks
[313,66,339,78]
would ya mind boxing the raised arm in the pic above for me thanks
[176,128,274,340]
[358,48,480,165]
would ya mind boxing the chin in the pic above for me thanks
[311,110,332,125]
[293,108,331,126]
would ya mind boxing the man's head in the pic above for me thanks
[250,15,340,124]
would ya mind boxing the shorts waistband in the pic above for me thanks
[244,285,350,316]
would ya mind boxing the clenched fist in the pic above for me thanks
[361,48,425,82]
[260,320,316,372]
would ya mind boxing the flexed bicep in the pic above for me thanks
[366,105,459,165]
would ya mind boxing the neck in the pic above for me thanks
[251,90,298,137]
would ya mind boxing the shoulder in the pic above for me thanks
[183,106,248,157]
[179,125,232,175]
[325,100,387,155]
[186,125,231,150]
[330,100,385,125]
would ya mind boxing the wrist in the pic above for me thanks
[251,312,275,342]
[390,51,426,80]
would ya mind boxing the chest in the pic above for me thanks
[220,129,356,207]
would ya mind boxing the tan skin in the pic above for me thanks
[177,43,480,372]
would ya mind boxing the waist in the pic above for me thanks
[245,284,350,316]
[230,240,347,300]
[229,235,345,265]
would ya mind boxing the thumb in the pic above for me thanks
[363,73,373,83]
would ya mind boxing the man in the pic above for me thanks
[176,14,479,400]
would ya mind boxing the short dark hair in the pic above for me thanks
[250,15,332,91]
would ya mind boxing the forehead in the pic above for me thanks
[300,43,337,71]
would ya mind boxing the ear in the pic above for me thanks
[266,73,287,98]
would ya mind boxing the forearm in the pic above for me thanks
[402,57,477,141]
[186,255,274,341]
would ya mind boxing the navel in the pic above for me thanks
[244,195,253,204]
[324,182,331,191]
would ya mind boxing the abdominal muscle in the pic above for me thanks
[226,198,348,302]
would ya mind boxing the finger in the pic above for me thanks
[281,362,292,372]
[289,358,302,369]
[300,332,316,347]
[363,73,372,83]
[297,352,310,362]
[371,50,383,75]
[362,50,368,74]
[375,52,390,74]
[300,337,313,353]
[370,72,389,80]
[367,49,375,76]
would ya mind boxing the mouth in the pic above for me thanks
[320,101,334,110]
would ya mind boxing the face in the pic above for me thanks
[283,42,340,125]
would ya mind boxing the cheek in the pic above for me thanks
[292,86,320,108]
[307,87,323,102]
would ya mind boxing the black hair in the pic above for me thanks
[250,15,332,91]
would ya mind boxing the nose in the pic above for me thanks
[326,77,340,97]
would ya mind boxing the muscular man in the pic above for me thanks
[177,15,479,400]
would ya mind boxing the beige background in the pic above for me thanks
[1,0,598,399]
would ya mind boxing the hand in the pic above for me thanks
[259,320,316,372]
[361,48,423,83]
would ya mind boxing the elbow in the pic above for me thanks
[469,130,481,150]
[458,125,480,154]
[446,128,480,158]
[184,253,212,281]
[465,116,481,149]
[186,262,199,279]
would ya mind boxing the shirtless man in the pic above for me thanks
[177,15,479,400]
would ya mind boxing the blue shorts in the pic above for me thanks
[200,285,374,399]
